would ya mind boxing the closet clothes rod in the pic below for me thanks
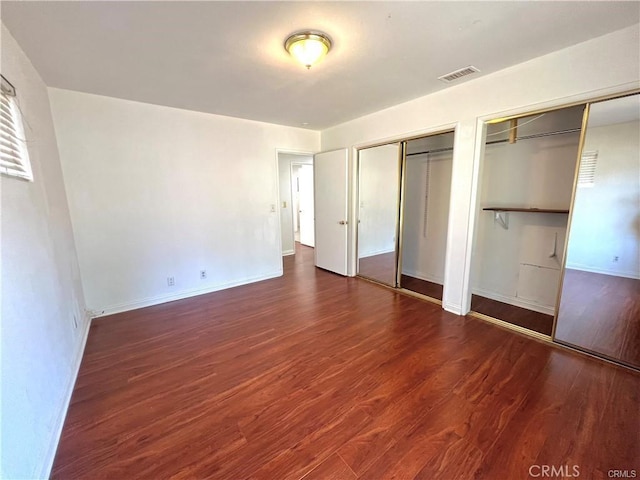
[486,127,581,146]
[406,126,581,156]
[406,146,453,156]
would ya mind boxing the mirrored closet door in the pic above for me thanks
[357,143,402,286]
[554,93,640,369]
[470,105,585,336]
[356,131,455,302]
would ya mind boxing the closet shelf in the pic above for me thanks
[483,207,569,214]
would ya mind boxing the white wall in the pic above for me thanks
[320,24,640,315]
[401,151,453,285]
[48,89,319,315]
[278,157,295,255]
[1,25,88,480]
[566,120,640,278]
[357,144,400,257]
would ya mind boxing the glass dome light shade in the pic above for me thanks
[285,32,332,69]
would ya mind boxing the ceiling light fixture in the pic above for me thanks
[285,31,332,69]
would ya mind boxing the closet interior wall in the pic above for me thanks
[400,133,454,300]
[470,105,584,335]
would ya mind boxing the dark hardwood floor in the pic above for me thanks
[555,268,640,368]
[471,294,555,336]
[52,244,639,479]
[357,251,396,286]
[401,274,444,301]
[357,252,445,302]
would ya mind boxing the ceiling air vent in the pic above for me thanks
[438,66,480,83]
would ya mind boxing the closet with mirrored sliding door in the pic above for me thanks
[469,105,585,336]
[470,92,640,372]
[554,93,640,370]
[356,131,455,303]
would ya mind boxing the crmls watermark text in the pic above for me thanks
[608,470,637,478]
[529,465,581,477]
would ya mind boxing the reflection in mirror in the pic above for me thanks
[357,143,401,286]
[399,132,454,300]
[555,93,640,368]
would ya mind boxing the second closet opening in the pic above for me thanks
[356,130,455,303]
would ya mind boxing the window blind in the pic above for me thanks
[577,150,597,187]
[1,93,33,181]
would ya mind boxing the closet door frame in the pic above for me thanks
[354,127,456,301]
[550,102,591,341]
[395,141,407,288]
[467,88,640,367]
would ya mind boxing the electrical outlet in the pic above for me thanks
[613,256,619,262]
[167,276,175,287]
[200,270,207,280]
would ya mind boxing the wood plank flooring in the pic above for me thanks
[358,252,445,301]
[471,294,555,336]
[400,274,444,300]
[52,244,639,479]
[555,268,640,368]
[357,251,396,286]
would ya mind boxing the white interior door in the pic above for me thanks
[298,164,315,247]
[314,149,349,275]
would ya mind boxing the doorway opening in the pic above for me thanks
[277,152,314,257]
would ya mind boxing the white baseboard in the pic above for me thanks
[39,314,91,479]
[94,270,283,317]
[359,248,395,259]
[401,268,444,285]
[472,287,555,316]
[443,302,463,315]
[282,249,295,256]
[566,263,640,280]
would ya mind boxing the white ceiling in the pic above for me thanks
[2,1,639,130]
